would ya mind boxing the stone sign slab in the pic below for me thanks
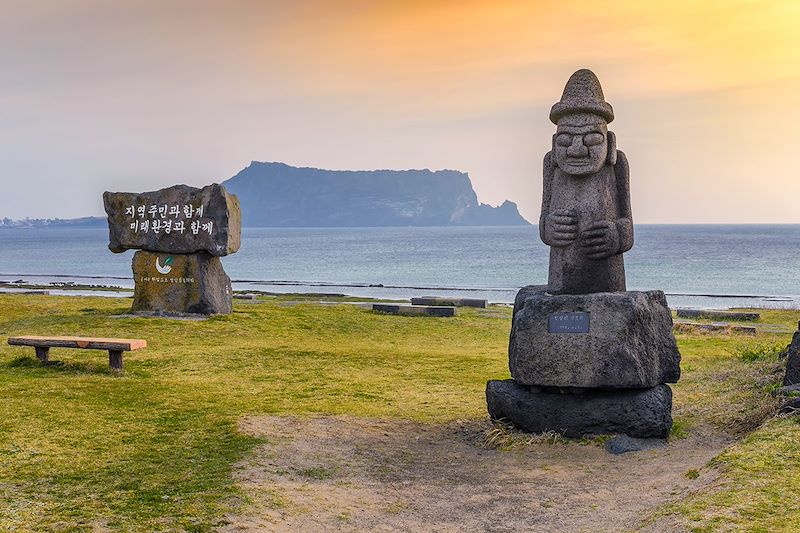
[104,183,241,256]
[548,312,590,333]
[509,288,681,389]
[131,251,232,315]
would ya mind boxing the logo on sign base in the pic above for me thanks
[156,256,173,274]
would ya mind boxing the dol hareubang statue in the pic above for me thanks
[540,69,633,294]
[486,69,681,440]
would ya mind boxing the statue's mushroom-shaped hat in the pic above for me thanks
[550,69,614,124]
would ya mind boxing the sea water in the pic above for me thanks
[0,225,798,309]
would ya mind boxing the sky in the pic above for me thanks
[2,0,800,223]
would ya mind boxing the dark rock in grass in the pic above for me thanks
[779,396,800,415]
[604,435,667,455]
[776,384,800,396]
[131,251,232,315]
[411,297,487,308]
[486,380,673,438]
[233,293,258,300]
[676,309,760,321]
[673,322,757,335]
[372,304,455,317]
[783,330,800,386]
[509,289,680,388]
[104,183,241,256]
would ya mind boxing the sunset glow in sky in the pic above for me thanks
[3,0,800,222]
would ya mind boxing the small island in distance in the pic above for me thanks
[0,161,529,228]
[223,162,529,227]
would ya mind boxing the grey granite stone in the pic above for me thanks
[104,183,241,256]
[486,380,673,438]
[509,288,681,388]
[131,251,232,315]
[540,69,633,294]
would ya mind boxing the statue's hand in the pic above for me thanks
[545,209,578,247]
[580,220,620,259]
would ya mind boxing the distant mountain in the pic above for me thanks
[222,161,529,227]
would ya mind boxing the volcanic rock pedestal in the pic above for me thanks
[486,70,680,438]
[508,288,680,389]
[104,183,241,316]
[488,286,679,438]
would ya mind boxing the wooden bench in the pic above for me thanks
[7,336,147,370]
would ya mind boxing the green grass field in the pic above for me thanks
[0,294,797,531]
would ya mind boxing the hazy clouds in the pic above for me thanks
[2,0,799,222]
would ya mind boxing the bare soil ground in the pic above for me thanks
[222,416,730,533]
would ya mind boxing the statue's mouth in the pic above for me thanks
[566,160,591,166]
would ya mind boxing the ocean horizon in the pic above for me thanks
[1,224,798,309]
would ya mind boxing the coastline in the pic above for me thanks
[2,272,798,310]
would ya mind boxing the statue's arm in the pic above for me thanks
[539,151,556,245]
[614,150,634,253]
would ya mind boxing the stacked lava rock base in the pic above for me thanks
[486,69,681,438]
[103,183,241,316]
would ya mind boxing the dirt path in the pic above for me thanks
[222,416,729,532]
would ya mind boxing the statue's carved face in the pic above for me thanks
[553,114,608,176]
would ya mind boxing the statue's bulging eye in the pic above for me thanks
[556,134,573,146]
[584,133,605,146]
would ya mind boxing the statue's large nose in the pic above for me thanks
[566,136,588,157]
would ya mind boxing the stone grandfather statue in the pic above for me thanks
[486,68,680,440]
[540,69,633,294]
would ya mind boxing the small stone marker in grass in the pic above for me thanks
[104,183,241,315]
[676,309,760,321]
[372,304,455,317]
[673,322,757,336]
[410,297,487,308]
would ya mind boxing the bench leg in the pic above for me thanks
[34,347,49,363]
[109,350,123,370]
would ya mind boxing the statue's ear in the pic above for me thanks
[607,130,617,166]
